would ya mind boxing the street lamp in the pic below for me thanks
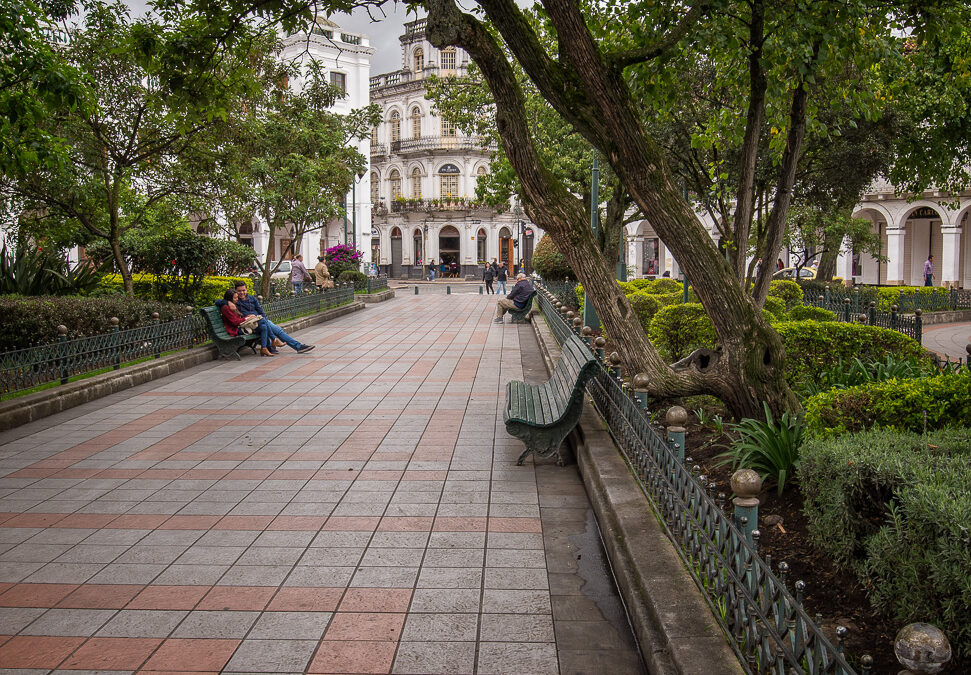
[422,223,429,280]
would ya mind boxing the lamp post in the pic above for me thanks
[583,153,600,330]
[422,223,428,280]
[514,202,523,274]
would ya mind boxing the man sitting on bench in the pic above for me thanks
[230,282,315,354]
[494,273,534,323]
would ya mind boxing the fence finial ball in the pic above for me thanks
[572,316,582,327]
[607,351,621,366]
[110,317,119,326]
[895,623,951,674]
[152,312,160,320]
[665,405,687,426]
[594,336,607,348]
[581,326,593,336]
[730,468,762,500]
[632,372,650,390]
[57,325,67,335]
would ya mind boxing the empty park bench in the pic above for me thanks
[508,290,537,323]
[200,306,260,360]
[504,333,600,465]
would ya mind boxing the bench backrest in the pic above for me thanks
[521,290,537,310]
[548,334,600,410]
[200,306,233,340]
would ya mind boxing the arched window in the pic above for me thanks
[370,127,378,146]
[389,110,401,143]
[389,169,401,199]
[411,107,421,139]
[411,167,422,198]
[441,117,455,138]
[441,47,456,74]
[370,172,379,203]
[439,163,459,200]
[413,228,423,264]
[414,48,424,75]
[476,228,487,262]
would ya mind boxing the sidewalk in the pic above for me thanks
[922,321,971,361]
[0,293,643,674]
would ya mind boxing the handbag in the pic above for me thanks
[238,316,260,335]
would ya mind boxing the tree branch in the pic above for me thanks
[606,1,711,70]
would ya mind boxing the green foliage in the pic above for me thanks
[797,355,930,399]
[774,320,928,386]
[0,294,190,350]
[767,280,803,308]
[874,286,952,312]
[804,373,971,437]
[647,278,682,293]
[338,270,368,291]
[647,303,716,362]
[786,305,837,322]
[96,273,252,307]
[627,292,661,332]
[718,403,805,495]
[798,428,971,655]
[531,235,573,281]
[762,296,786,320]
[0,244,103,296]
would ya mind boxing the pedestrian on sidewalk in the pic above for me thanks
[291,254,311,294]
[483,264,495,294]
[494,273,533,323]
[496,262,508,294]
[924,254,935,286]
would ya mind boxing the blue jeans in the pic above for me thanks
[496,280,507,294]
[258,318,302,350]
[293,282,304,294]
[924,274,933,287]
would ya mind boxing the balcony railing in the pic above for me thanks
[370,143,387,157]
[390,136,496,154]
[389,199,486,213]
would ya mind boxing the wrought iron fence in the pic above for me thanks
[802,294,922,343]
[365,276,389,294]
[0,287,354,396]
[800,283,971,314]
[540,279,580,309]
[535,284,865,675]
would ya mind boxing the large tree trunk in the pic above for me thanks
[427,0,799,419]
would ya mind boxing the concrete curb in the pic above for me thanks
[356,289,396,303]
[918,309,971,325]
[0,301,364,433]
[529,316,744,675]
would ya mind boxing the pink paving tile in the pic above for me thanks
[3,512,68,527]
[267,515,328,531]
[267,587,342,612]
[268,469,316,480]
[59,636,162,670]
[0,635,85,668]
[107,514,169,529]
[142,638,240,672]
[357,470,402,482]
[0,583,78,607]
[127,585,208,610]
[225,469,273,480]
[53,468,101,478]
[138,469,187,479]
[323,613,405,641]
[197,586,275,611]
[308,640,397,674]
[338,588,412,613]
[96,469,144,478]
[321,517,380,532]
[402,470,448,481]
[377,517,434,532]
[213,515,273,530]
[56,513,118,529]
[0,513,17,524]
[161,515,221,530]
[181,469,230,479]
[488,517,544,533]
[313,470,361,481]
[433,516,487,532]
[57,584,143,609]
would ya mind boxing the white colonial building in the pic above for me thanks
[243,17,375,265]
[368,18,540,278]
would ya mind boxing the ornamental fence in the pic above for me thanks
[365,275,389,294]
[801,294,922,344]
[0,285,354,396]
[536,283,866,675]
[799,282,971,314]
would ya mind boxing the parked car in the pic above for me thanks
[268,260,292,280]
[773,266,817,280]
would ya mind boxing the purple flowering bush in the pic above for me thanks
[324,244,363,279]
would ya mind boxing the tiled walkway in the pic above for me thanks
[0,294,643,674]
[923,321,971,360]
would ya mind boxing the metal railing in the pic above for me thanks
[802,294,922,343]
[800,283,971,314]
[540,280,580,309]
[0,286,354,396]
[365,276,389,294]
[393,136,497,154]
[535,283,865,675]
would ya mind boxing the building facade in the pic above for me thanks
[369,19,540,278]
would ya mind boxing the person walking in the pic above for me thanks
[483,263,495,294]
[494,273,534,323]
[924,255,935,286]
[495,262,508,294]
[291,254,311,294]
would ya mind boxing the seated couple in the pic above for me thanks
[216,282,315,357]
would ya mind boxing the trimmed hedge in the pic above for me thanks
[647,303,716,361]
[627,292,661,332]
[774,321,928,385]
[875,286,952,312]
[762,295,786,320]
[0,295,191,350]
[786,304,837,322]
[767,279,803,308]
[804,373,971,436]
[339,270,368,291]
[96,273,254,307]
[798,428,971,656]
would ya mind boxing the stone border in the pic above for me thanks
[529,315,744,675]
[0,301,365,433]
[356,289,396,303]
[919,309,971,325]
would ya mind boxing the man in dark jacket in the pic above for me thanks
[494,273,533,323]
[482,264,495,294]
[495,262,508,294]
[232,281,312,353]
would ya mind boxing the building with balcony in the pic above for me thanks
[368,19,540,279]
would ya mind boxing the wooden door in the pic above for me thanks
[390,234,403,278]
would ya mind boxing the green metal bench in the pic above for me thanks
[503,333,600,465]
[508,290,536,323]
[200,306,260,360]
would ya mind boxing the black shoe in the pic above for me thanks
[296,344,316,354]
[493,317,504,323]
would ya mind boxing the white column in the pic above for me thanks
[835,235,854,281]
[941,226,961,287]
[885,227,906,285]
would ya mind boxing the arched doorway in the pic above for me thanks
[901,205,943,285]
[439,225,461,277]
[521,226,535,273]
[476,228,487,264]
[370,227,380,274]
[413,228,424,266]
[498,226,513,273]
[390,227,403,278]
[960,212,969,289]
[850,208,890,285]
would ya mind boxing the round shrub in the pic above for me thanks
[767,279,803,307]
[786,305,837,322]
[762,295,786,320]
[804,373,971,437]
[650,278,682,293]
[647,303,716,361]
[627,279,653,291]
[338,270,368,291]
[531,235,573,280]
[627,292,661,332]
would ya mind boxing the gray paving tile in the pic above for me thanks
[154,564,229,586]
[20,608,116,636]
[175,545,246,565]
[392,640,476,674]
[359,548,424,567]
[349,566,419,588]
[284,566,355,587]
[0,606,47,633]
[247,611,333,639]
[476,641,558,674]
[479,613,555,642]
[0,561,45,582]
[23,563,103,584]
[223,639,318,672]
[298,548,364,566]
[401,613,478,641]
[0,543,72,563]
[217,565,293,586]
[171,610,259,638]
[409,588,481,613]
[416,567,483,589]
[482,589,552,614]
[95,609,188,637]
[86,563,165,585]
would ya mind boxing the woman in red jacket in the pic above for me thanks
[218,289,275,357]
